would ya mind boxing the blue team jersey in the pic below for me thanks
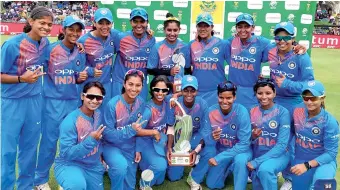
[174,96,208,133]
[227,35,270,87]
[103,95,145,150]
[189,37,229,92]
[1,33,49,98]
[250,104,291,161]
[263,45,315,97]
[43,41,86,99]
[147,39,190,82]
[293,104,339,164]
[112,31,155,84]
[78,29,119,84]
[55,109,102,166]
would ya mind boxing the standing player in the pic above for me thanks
[1,6,53,190]
[54,81,106,190]
[247,78,291,190]
[147,13,191,84]
[136,75,176,188]
[102,69,146,190]
[187,81,252,190]
[291,80,339,189]
[112,7,155,100]
[189,13,229,106]
[78,8,119,110]
[34,16,88,189]
[166,75,208,181]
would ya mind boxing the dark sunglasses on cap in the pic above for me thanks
[83,93,105,101]
[125,69,145,80]
[217,81,237,91]
[152,87,170,93]
[257,78,275,86]
[274,35,293,42]
[302,95,324,102]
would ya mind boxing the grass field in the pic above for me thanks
[1,35,340,190]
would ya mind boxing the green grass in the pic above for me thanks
[1,35,340,189]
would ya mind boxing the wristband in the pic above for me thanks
[167,126,174,135]
[304,161,312,170]
[18,76,22,83]
[194,144,202,153]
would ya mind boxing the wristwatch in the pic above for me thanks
[304,161,312,170]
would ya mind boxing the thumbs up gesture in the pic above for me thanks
[275,73,286,88]
[77,67,89,83]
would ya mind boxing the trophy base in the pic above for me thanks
[169,153,191,166]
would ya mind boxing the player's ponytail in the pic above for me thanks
[57,28,65,40]
[164,13,180,29]
[321,101,325,109]
[23,6,53,33]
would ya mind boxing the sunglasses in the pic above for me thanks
[257,78,275,86]
[302,95,324,102]
[83,93,105,101]
[274,36,293,42]
[152,87,170,93]
[218,81,237,91]
[125,69,145,80]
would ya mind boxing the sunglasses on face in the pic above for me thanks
[274,35,293,42]
[218,81,237,91]
[83,93,105,101]
[257,78,275,86]
[302,95,324,102]
[152,87,170,93]
[125,69,145,80]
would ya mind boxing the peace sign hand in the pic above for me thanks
[89,124,106,141]
[21,67,46,83]
[131,116,147,132]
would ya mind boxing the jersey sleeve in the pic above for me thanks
[315,117,339,165]
[199,112,215,146]
[1,40,18,73]
[183,44,191,69]
[222,40,231,61]
[58,114,99,161]
[114,31,125,54]
[250,108,291,169]
[102,100,137,143]
[281,53,314,93]
[147,44,160,69]
[214,106,251,164]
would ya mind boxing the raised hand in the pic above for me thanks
[170,65,180,76]
[20,67,46,83]
[153,130,161,142]
[251,126,262,140]
[293,44,306,55]
[131,116,147,132]
[212,127,222,141]
[208,158,218,166]
[275,73,285,88]
[89,124,106,140]
[94,68,103,78]
[77,67,88,83]
[247,162,255,171]
[135,152,141,163]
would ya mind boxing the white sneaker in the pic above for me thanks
[247,176,252,183]
[35,183,51,190]
[187,171,202,190]
[280,179,292,190]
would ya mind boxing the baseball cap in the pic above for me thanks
[130,7,148,21]
[196,13,213,26]
[62,15,85,29]
[274,22,295,35]
[181,75,198,90]
[94,8,113,23]
[153,133,167,156]
[302,80,325,96]
[236,13,254,26]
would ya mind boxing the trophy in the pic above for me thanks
[172,49,185,93]
[140,169,154,190]
[169,98,193,166]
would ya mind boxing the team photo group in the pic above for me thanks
[1,4,339,190]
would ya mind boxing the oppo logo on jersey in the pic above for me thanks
[26,64,42,71]
[194,57,219,62]
[126,56,148,62]
[271,69,294,78]
[161,64,175,69]
[53,69,77,85]
[231,55,256,63]
[295,132,322,149]
[94,53,114,62]
[230,55,255,71]
[153,123,167,131]
[55,69,77,75]
[124,56,148,69]
[220,133,236,139]
[262,130,277,138]
[117,124,131,131]
[257,130,278,147]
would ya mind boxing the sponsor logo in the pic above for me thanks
[231,55,256,63]
[261,66,270,77]
[265,13,281,23]
[180,24,187,34]
[137,112,142,118]
[230,124,236,130]
[145,47,150,53]
[76,60,80,66]
[26,64,41,71]
[228,12,243,22]
[212,47,219,54]
[173,0,188,8]
[121,1,128,6]
[178,10,183,21]
[296,132,320,143]
[100,9,108,15]
[271,69,294,78]
[156,24,164,33]
[126,56,148,61]
[306,2,311,11]
[25,57,35,63]
[249,47,256,54]
[194,57,219,62]
[80,132,89,140]
[269,120,278,129]
[302,28,308,36]
[36,121,41,125]
[312,127,320,135]
[136,0,151,6]
[94,53,114,62]
[55,69,76,75]
[285,1,300,10]
[230,26,237,35]
[154,10,168,20]
[288,61,296,69]
[252,13,257,22]
[233,1,239,9]
[287,14,295,22]
[254,26,262,36]
[0,24,9,32]
[298,40,310,49]
[270,1,278,9]
[301,14,313,24]
[247,0,263,9]
[199,1,216,13]
[91,49,99,55]
[194,117,200,122]
[262,130,278,138]
[220,133,236,139]
[117,8,131,19]
[122,21,127,32]
[110,41,114,46]
[308,81,316,87]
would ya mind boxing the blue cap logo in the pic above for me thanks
[274,21,295,35]
[196,13,214,26]
[236,13,254,26]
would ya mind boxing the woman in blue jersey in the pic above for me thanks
[247,78,291,190]
[112,7,156,100]
[34,15,88,189]
[135,75,176,188]
[0,6,53,190]
[189,13,229,106]
[78,8,119,111]
[290,80,339,190]
[147,13,191,94]
[102,69,146,190]
[54,81,106,190]
[166,75,208,181]
[187,81,252,190]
